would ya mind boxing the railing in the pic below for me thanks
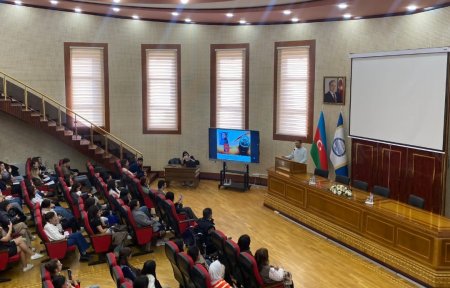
[0,71,142,161]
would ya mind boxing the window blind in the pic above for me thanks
[70,47,105,127]
[145,49,178,131]
[276,46,310,137]
[215,49,245,129]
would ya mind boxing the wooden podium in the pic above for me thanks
[275,157,306,174]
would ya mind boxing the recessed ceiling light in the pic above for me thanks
[239,19,246,24]
[113,0,120,3]
[74,7,82,13]
[50,0,58,5]
[338,3,348,9]
[180,0,189,4]
[112,7,120,12]
[226,13,234,18]
[424,6,434,10]
[172,12,179,16]
[283,10,291,15]
[14,0,22,5]
[132,15,139,19]
[354,16,362,19]
[185,18,192,23]
[291,17,299,22]
[407,5,417,11]
[343,13,352,19]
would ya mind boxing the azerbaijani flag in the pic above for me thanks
[310,111,328,170]
[330,113,348,176]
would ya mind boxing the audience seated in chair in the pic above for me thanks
[238,234,252,255]
[129,157,145,179]
[41,199,79,232]
[141,260,162,288]
[196,208,216,255]
[88,205,128,251]
[188,245,209,270]
[44,259,79,287]
[118,247,141,282]
[156,180,167,197]
[139,177,151,195]
[255,248,294,288]
[107,179,121,199]
[165,191,198,220]
[43,212,91,262]
[209,260,232,288]
[0,222,36,272]
[129,199,162,233]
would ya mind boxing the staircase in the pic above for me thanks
[0,71,142,174]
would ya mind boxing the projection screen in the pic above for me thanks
[350,49,449,152]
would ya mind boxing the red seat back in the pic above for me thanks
[239,252,264,287]
[165,241,186,286]
[177,252,195,287]
[191,263,212,288]
[112,265,125,286]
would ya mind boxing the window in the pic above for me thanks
[211,44,249,129]
[64,43,109,130]
[142,44,181,134]
[273,40,315,142]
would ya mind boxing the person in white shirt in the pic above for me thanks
[43,211,91,262]
[283,140,308,164]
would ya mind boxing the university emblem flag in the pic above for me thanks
[310,111,328,170]
[330,113,348,176]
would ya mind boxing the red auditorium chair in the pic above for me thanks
[165,241,187,287]
[119,280,133,288]
[122,205,154,255]
[210,230,228,261]
[81,211,112,265]
[223,239,244,287]
[59,177,81,220]
[112,265,127,288]
[133,178,154,209]
[106,252,117,279]
[20,180,34,212]
[177,252,196,288]
[42,279,55,288]
[191,263,212,288]
[40,263,51,281]
[238,252,284,288]
[0,249,20,282]
[113,159,122,178]
[162,199,197,238]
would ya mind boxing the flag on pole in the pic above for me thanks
[310,111,328,170]
[330,113,348,176]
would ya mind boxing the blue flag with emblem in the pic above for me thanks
[330,113,348,176]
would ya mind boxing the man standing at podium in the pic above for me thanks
[283,140,307,164]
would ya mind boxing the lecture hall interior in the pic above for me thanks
[1,0,450,287]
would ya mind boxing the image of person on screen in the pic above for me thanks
[283,140,307,164]
[324,79,342,104]
[238,135,250,156]
[219,132,230,153]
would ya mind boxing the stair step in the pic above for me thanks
[72,135,82,141]
[56,126,65,131]
[64,130,73,136]
[88,144,97,150]
[11,102,25,107]
[48,121,57,127]
[103,153,112,159]
[31,111,41,117]
[80,139,90,145]
[95,148,104,155]
[40,117,48,122]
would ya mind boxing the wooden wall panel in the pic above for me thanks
[351,139,445,214]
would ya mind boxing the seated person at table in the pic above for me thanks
[196,208,216,255]
[238,234,252,255]
[0,222,37,272]
[43,211,91,261]
[129,157,145,179]
[255,248,294,288]
[182,151,198,167]
[165,191,198,220]
[88,205,128,251]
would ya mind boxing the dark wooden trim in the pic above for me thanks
[210,43,250,129]
[141,44,181,134]
[152,170,267,186]
[64,42,110,132]
[273,40,315,143]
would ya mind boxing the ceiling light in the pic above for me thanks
[14,0,22,5]
[354,16,362,19]
[291,17,299,22]
[132,15,139,19]
[407,5,417,11]
[74,7,82,13]
[239,19,246,24]
[113,0,120,3]
[424,6,434,11]
[283,10,291,15]
[180,0,189,4]
[172,12,179,16]
[112,7,120,12]
[185,18,192,23]
[226,13,234,18]
[50,0,58,4]
[338,3,348,9]
[343,13,352,19]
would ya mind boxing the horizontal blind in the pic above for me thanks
[216,49,245,129]
[70,47,105,127]
[276,46,309,137]
[146,49,178,131]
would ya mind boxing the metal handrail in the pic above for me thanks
[0,71,142,159]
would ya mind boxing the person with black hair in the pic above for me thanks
[133,275,149,288]
[88,205,128,250]
[118,247,140,281]
[43,211,91,262]
[44,259,79,287]
[130,199,162,233]
[255,248,294,288]
[141,260,163,288]
[188,245,208,270]
[129,157,145,179]
[238,234,252,255]
[41,199,78,232]
[156,180,166,196]
[107,179,121,199]
[52,274,74,288]
[165,191,197,220]
[196,208,216,255]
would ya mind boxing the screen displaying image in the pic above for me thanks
[209,128,259,163]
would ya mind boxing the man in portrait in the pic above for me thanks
[324,79,343,104]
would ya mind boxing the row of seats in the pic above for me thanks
[105,252,137,288]
[313,169,426,209]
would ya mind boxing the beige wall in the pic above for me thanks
[1,4,450,179]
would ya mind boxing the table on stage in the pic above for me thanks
[264,168,450,287]
[164,165,200,187]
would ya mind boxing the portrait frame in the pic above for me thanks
[323,76,346,105]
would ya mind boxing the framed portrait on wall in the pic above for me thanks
[323,77,345,105]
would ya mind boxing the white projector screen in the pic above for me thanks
[350,51,448,151]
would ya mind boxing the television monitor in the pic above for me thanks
[209,128,260,163]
